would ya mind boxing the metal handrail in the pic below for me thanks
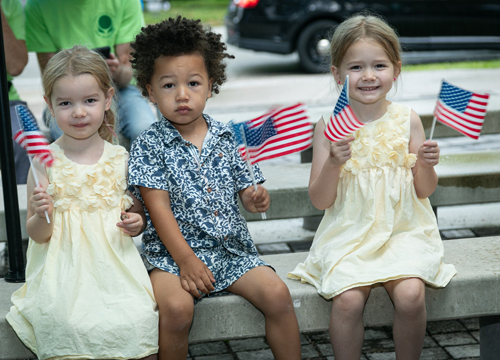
[0,14,26,283]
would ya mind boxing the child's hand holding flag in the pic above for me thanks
[13,104,54,223]
[230,103,313,220]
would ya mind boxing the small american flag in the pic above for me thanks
[434,80,489,140]
[325,75,364,142]
[13,105,54,167]
[230,103,313,164]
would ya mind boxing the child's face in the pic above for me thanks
[146,54,213,130]
[332,39,401,109]
[45,74,113,141]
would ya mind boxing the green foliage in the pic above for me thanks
[404,59,500,71]
[143,0,229,26]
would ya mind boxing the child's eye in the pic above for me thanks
[59,101,70,106]
[188,81,199,87]
[350,65,361,70]
[164,83,174,89]
[375,64,387,69]
[86,99,97,103]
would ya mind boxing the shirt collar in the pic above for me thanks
[159,114,233,144]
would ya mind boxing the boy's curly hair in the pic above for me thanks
[131,16,234,97]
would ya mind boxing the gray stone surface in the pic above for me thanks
[227,338,269,352]
[441,229,477,240]
[445,344,480,358]
[433,333,478,347]
[3,237,500,359]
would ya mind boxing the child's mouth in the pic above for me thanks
[359,86,379,91]
[177,107,190,115]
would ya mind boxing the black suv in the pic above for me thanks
[225,0,500,73]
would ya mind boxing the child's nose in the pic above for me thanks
[72,104,86,118]
[176,86,189,101]
[362,69,376,81]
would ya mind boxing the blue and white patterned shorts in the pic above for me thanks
[143,245,271,303]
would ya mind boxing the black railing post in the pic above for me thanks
[0,12,26,282]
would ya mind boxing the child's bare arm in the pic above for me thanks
[140,186,215,298]
[409,110,439,198]
[26,168,54,243]
[239,184,270,213]
[308,118,353,210]
[116,193,146,236]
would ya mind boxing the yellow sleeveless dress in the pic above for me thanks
[288,103,456,299]
[7,142,158,360]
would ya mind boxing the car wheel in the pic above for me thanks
[297,20,337,73]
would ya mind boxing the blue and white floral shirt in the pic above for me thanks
[128,115,265,270]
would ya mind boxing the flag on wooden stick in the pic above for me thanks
[432,80,489,140]
[12,104,53,223]
[230,103,313,164]
[325,75,364,142]
[13,105,54,167]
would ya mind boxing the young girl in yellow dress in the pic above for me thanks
[288,14,456,360]
[7,46,158,360]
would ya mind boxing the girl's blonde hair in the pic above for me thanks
[42,45,118,144]
[330,13,402,71]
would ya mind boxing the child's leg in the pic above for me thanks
[226,266,301,360]
[383,278,426,360]
[150,269,194,360]
[329,286,371,360]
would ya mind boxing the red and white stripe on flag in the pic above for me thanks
[434,93,489,140]
[325,105,364,142]
[14,130,54,167]
[241,103,313,164]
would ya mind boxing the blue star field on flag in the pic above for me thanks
[433,80,489,139]
[439,81,474,113]
[229,103,312,164]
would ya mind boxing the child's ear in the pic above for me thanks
[394,61,402,80]
[105,87,115,111]
[207,79,214,100]
[146,84,157,104]
[43,96,55,117]
[331,65,341,84]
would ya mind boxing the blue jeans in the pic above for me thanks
[46,85,156,146]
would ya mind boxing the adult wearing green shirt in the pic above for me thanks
[2,0,31,184]
[25,0,156,144]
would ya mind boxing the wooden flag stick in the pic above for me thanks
[429,116,437,141]
[28,157,50,224]
[239,126,267,220]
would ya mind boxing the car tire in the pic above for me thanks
[297,20,338,73]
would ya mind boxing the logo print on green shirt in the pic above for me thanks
[97,15,114,37]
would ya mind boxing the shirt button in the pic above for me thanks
[207,187,212,193]
[214,210,219,216]
[224,236,228,241]
[219,153,223,157]
[186,143,191,146]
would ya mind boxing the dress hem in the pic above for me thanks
[287,271,457,300]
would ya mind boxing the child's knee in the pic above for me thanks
[393,279,426,315]
[332,288,368,316]
[261,280,294,314]
[158,297,194,331]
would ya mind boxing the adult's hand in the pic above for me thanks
[110,43,133,89]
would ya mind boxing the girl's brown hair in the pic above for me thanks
[42,45,118,144]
